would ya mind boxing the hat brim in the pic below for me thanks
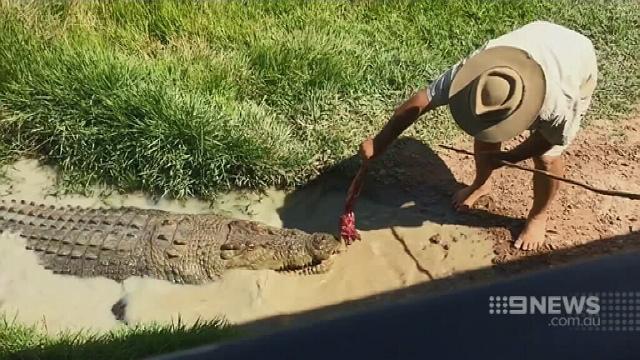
[448,46,546,143]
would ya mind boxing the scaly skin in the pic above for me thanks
[0,199,342,284]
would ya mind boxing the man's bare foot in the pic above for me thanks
[514,217,547,251]
[451,184,491,211]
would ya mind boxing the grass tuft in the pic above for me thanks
[0,315,236,360]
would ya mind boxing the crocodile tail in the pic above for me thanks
[0,199,162,282]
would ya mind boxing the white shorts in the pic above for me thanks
[543,144,567,157]
[537,69,597,158]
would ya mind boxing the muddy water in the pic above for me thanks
[0,159,493,334]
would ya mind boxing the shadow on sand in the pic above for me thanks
[267,137,640,332]
[277,137,522,238]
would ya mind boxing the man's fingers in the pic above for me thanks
[359,137,376,161]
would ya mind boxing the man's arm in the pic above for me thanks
[360,90,432,161]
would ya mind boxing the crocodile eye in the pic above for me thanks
[247,243,255,251]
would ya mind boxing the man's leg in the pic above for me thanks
[452,139,501,211]
[514,154,564,251]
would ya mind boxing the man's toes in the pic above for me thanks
[524,239,543,251]
[524,240,535,251]
[514,237,544,251]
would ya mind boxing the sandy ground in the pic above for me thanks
[0,160,493,333]
[443,116,640,264]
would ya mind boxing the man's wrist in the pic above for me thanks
[372,132,390,157]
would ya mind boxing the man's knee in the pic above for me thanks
[473,138,501,152]
[533,154,563,171]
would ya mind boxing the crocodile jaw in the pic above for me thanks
[220,233,342,273]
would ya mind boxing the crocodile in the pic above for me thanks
[0,199,343,284]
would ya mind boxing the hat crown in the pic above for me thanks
[473,67,523,117]
[481,75,510,107]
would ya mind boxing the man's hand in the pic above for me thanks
[359,137,375,162]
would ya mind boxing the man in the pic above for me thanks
[359,21,598,251]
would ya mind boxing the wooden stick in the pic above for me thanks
[439,144,640,200]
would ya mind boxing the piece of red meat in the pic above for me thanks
[339,164,368,245]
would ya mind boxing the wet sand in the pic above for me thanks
[0,159,493,334]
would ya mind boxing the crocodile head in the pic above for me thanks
[219,224,343,274]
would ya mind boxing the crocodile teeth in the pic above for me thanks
[279,259,334,275]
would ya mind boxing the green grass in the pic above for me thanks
[0,0,638,198]
[0,316,236,360]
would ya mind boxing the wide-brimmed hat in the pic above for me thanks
[448,46,546,143]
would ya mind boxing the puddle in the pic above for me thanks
[0,159,493,334]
